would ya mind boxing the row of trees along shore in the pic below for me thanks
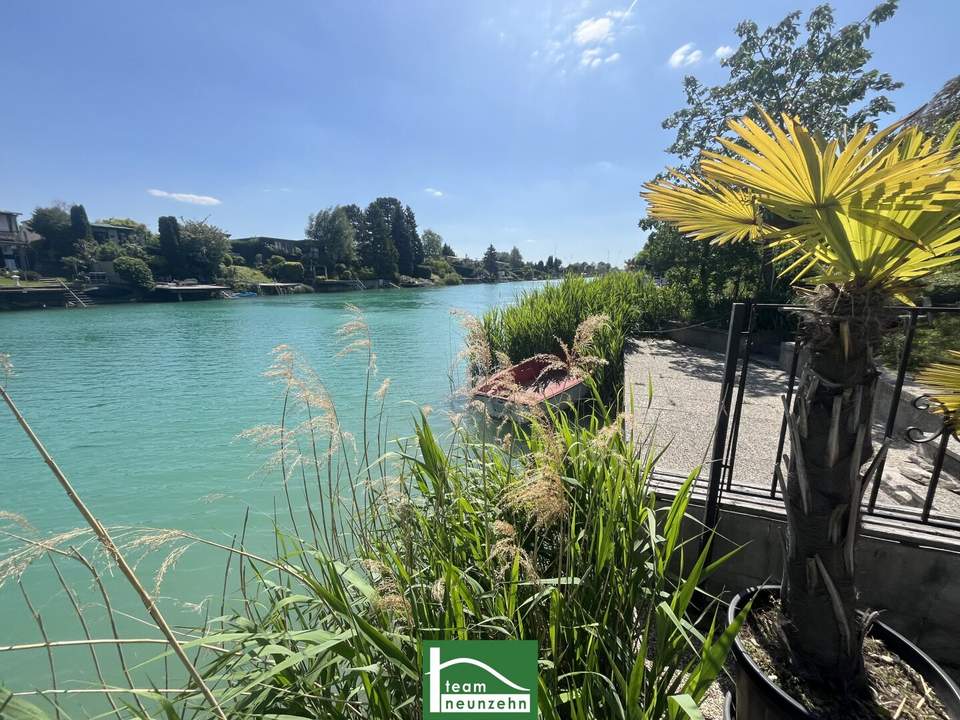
[18,197,611,292]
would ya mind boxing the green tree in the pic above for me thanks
[483,245,499,278]
[69,204,93,244]
[362,199,399,278]
[647,1,900,300]
[178,219,231,280]
[663,2,900,163]
[306,206,357,275]
[113,256,155,291]
[95,241,124,261]
[27,204,72,259]
[422,229,443,258]
[158,216,182,277]
[508,246,523,269]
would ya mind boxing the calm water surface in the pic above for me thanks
[0,281,543,702]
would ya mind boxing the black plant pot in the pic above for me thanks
[724,585,960,720]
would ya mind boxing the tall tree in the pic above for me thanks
[646,1,900,296]
[158,216,182,276]
[663,2,900,163]
[70,204,93,243]
[441,242,455,257]
[69,204,96,260]
[422,229,444,258]
[363,199,399,278]
[27,204,72,259]
[508,246,523,269]
[404,205,424,269]
[178,219,231,280]
[391,204,414,276]
[306,206,357,274]
[483,245,499,277]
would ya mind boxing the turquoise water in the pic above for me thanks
[0,281,542,706]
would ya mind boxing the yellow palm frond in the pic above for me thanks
[642,170,771,245]
[918,351,960,420]
[642,111,960,295]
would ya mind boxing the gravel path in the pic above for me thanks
[624,338,960,520]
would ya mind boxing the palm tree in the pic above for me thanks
[643,111,960,689]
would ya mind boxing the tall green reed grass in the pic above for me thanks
[478,273,691,399]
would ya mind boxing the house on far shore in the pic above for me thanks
[231,236,319,263]
[91,222,144,245]
[0,210,30,271]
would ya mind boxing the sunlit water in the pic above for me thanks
[0,281,544,709]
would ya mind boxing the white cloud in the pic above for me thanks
[668,43,702,68]
[581,47,620,69]
[424,187,444,198]
[573,17,613,45]
[534,3,634,75]
[580,47,603,66]
[714,45,735,61]
[147,188,221,206]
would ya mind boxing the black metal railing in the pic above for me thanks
[702,302,960,534]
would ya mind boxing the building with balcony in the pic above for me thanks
[0,210,30,271]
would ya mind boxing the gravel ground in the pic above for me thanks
[624,338,960,519]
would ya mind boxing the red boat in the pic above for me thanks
[472,357,586,419]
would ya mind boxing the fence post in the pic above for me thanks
[700,303,748,558]
[867,308,919,512]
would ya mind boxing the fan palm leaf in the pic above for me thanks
[642,112,960,297]
[918,350,960,420]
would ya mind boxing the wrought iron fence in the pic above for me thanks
[702,301,960,534]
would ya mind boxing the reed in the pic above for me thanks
[479,273,691,399]
[0,306,743,719]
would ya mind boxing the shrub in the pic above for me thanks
[95,241,123,261]
[113,256,155,291]
[222,264,271,291]
[481,272,691,399]
[441,272,462,285]
[275,261,305,283]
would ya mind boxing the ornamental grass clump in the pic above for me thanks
[644,111,960,699]
[480,272,692,399]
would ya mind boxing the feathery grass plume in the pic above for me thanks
[454,309,497,380]
[337,303,376,371]
[0,352,13,386]
[0,528,91,586]
[0,511,34,533]
[375,378,391,400]
[154,542,195,595]
[506,465,569,530]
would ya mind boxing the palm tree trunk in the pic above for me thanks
[781,301,878,688]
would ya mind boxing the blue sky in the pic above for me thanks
[1,1,956,264]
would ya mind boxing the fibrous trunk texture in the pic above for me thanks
[781,290,880,689]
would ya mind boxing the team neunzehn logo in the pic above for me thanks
[422,640,537,718]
